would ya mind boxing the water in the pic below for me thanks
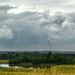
[0,64,22,68]
[29,67,34,69]
[0,64,9,68]
[0,64,33,69]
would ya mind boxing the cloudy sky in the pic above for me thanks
[0,0,75,51]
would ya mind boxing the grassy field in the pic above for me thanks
[0,60,9,64]
[0,65,75,75]
[0,60,75,75]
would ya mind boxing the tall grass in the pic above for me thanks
[0,65,75,75]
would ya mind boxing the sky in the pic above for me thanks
[0,0,75,51]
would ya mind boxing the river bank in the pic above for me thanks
[0,60,57,68]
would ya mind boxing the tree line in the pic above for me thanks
[0,52,75,65]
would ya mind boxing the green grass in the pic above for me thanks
[0,64,75,75]
[0,67,51,73]
[0,60,9,64]
[51,65,75,73]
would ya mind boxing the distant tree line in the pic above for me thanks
[0,52,75,65]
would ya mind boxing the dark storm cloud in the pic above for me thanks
[0,5,13,11]
[0,4,75,50]
[43,10,65,25]
[0,5,48,49]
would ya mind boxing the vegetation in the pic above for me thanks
[0,52,75,74]
[0,65,75,75]
[0,60,9,64]
[8,52,75,65]
[0,52,75,65]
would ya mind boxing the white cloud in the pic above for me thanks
[0,0,75,14]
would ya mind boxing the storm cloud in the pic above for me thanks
[0,4,75,50]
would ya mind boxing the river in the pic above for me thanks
[0,64,33,69]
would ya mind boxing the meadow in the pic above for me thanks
[0,60,9,64]
[0,65,75,75]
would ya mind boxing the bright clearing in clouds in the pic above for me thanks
[0,0,75,51]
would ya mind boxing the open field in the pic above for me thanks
[0,60,9,64]
[0,65,75,75]
[0,72,75,75]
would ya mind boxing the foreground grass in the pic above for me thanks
[0,65,75,75]
[0,72,75,75]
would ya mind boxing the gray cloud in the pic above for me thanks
[0,4,75,50]
[0,25,13,39]
[0,0,72,12]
